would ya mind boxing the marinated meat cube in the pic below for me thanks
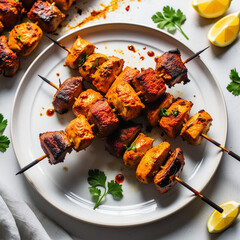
[115,66,140,84]
[39,130,72,164]
[180,110,213,145]
[0,21,3,33]
[154,147,185,194]
[0,0,24,29]
[155,49,189,88]
[136,142,170,184]
[87,98,119,138]
[52,76,83,114]
[72,89,103,117]
[65,36,95,69]
[92,56,124,93]
[8,22,43,56]
[49,0,75,11]
[106,73,145,121]
[0,35,19,77]
[105,121,142,157]
[145,93,175,126]
[159,98,193,138]
[27,0,66,33]
[79,53,107,82]
[132,68,166,103]
[65,114,94,151]
[123,133,154,169]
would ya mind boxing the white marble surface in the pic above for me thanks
[0,0,240,239]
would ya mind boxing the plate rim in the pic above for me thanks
[11,22,227,227]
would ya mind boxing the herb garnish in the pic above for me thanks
[171,110,179,117]
[159,107,169,117]
[91,58,99,69]
[16,35,21,41]
[125,142,136,152]
[0,114,10,152]
[78,53,88,67]
[152,6,189,40]
[88,169,123,209]
[227,68,240,96]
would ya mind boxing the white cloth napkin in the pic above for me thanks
[0,182,72,240]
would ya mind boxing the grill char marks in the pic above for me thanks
[155,49,189,88]
[39,131,72,164]
[52,76,83,114]
[154,147,185,193]
[105,121,142,157]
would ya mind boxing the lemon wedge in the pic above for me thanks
[207,200,240,233]
[207,12,240,47]
[192,0,232,18]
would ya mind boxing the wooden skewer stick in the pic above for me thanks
[201,133,240,161]
[38,74,59,90]
[183,46,210,64]
[16,154,47,175]
[46,35,71,54]
[175,176,223,213]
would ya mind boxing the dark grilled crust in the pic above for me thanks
[88,98,119,138]
[0,0,24,29]
[155,50,189,88]
[154,147,185,194]
[132,68,166,103]
[27,0,66,33]
[39,131,72,164]
[105,121,142,157]
[0,35,19,77]
[52,76,83,114]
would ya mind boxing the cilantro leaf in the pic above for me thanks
[159,107,169,117]
[152,6,189,40]
[0,114,7,134]
[227,68,240,96]
[0,135,10,152]
[171,110,179,117]
[88,169,106,188]
[125,142,136,152]
[107,180,123,198]
[91,58,99,69]
[78,53,88,67]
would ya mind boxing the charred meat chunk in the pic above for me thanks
[136,142,170,184]
[8,22,43,56]
[0,0,24,29]
[154,147,185,194]
[115,66,140,84]
[79,53,107,82]
[0,35,19,77]
[27,0,66,33]
[72,89,103,117]
[92,56,124,93]
[39,130,72,164]
[106,69,145,121]
[180,110,213,145]
[49,0,75,11]
[132,68,166,103]
[105,121,142,157]
[155,49,189,88]
[87,98,119,138]
[145,93,175,126]
[159,98,193,138]
[123,133,154,169]
[65,114,94,151]
[52,76,83,114]
[65,36,95,69]
[21,0,36,10]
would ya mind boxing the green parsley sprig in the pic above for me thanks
[88,169,123,209]
[227,68,240,96]
[0,114,10,152]
[78,53,88,67]
[152,6,189,40]
[125,142,136,152]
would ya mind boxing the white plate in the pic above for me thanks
[11,23,227,226]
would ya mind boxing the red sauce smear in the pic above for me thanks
[140,56,145,61]
[128,45,136,53]
[125,5,130,11]
[115,173,124,184]
[46,108,55,117]
[154,57,158,63]
[147,50,155,57]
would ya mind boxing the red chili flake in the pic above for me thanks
[125,5,130,11]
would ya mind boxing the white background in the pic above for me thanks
[0,0,240,239]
